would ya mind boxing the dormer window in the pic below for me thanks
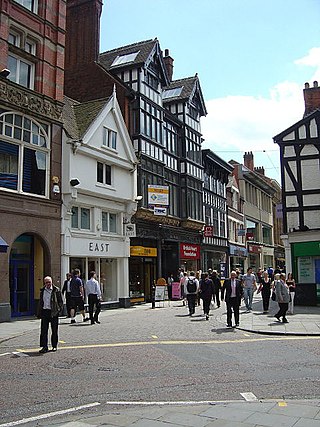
[162,87,183,99]
[111,51,139,67]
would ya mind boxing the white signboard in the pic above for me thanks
[155,285,166,301]
[124,223,136,237]
[298,256,314,283]
[148,185,169,206]
[154,207,167,216]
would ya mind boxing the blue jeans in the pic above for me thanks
[243,287,253,310]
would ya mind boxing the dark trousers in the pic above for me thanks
[226,297,240,326]
[213,288,220,307]
[202,297,212,315]
[40,309,58,349]
[276,302,288,320]
[187,294,196,315]
[262,289,271,311]
[65,292,72,317]
[88,294,101,322]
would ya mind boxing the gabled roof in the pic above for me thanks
[163,75,207,116]
[273,108,320,142]
[98,38,169,86]
[63,97,110,140]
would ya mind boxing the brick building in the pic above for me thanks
[0,0,65,321]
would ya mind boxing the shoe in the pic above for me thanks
[39,347,48,353]
[90,321,95,325]
[51,348,57,352]
[226,324,232,328]
[283,318,289,323]
[206,315,209,320]
[83,317,90,322]
[274,315,281,322]
[71,319,76,324]
[95,320,101,324]
[217,305,220,308]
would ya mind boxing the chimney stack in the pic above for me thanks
[243,151,254,171]
[254,166,265,176]
[163,49,174,82]
[303,81,320,117]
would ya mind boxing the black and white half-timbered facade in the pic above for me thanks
[202,149,233,278]
[274,82,320,305]
[99,40,207,301]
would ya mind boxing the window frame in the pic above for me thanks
[101,211,118,234]
[97,161,112,186]
[71,206,91,231]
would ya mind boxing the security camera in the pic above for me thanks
[70,178,80,187]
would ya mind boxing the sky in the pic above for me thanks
[100,0,320,182]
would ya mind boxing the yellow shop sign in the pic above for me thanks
[130,246,157,257]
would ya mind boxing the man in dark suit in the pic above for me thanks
[223,271,243,328]
[62,272,72,317]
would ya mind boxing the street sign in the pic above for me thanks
[204,225,213,237]
[124,223,136,237]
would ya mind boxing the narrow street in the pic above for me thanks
[0,300,319,426]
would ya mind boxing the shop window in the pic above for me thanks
[97,162,112,185]
[102,212,117,233]
[71,207,91,230]
[0,113,48,196]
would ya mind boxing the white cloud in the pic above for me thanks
[200,49,320,181]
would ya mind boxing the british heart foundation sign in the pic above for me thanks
[180,243,200,260]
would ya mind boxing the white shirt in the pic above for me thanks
[85,278,102,298]
[231,279,236,297]
[43,287,52,309]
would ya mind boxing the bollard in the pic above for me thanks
[151,284,155,309]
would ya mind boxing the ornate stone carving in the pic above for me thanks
[0,80,63,122]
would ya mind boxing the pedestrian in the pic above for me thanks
[242,267,257,311]
[184,271,199,316]
[180,271,189,306]
[223,271,243,328]
[286,272,296,314]
[62,272,72,317]
[37,276,63,353]
[84,271,102,324]
[199,272,214,320]
[274,273,290,323]
[209,269,221,308]
[258,270,271,313]
[267,266,274,280]
[70,268,89,324]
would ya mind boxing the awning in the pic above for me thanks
[0,236,9,253]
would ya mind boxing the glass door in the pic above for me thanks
[10,261,34,316]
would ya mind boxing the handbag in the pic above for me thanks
[271,291,276,301]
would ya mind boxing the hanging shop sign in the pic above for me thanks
[154,207,167,216]
[180,243,200,259]
[204,226,214,237]
[124,223,136,237]
[148,185,169,206]
[130,246,157,257]
[248,244,261,254]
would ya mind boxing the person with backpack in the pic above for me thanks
[184,271,199,316]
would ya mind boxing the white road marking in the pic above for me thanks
[12,352,29,357]
[0,402,100,427]
[105,400,234,406]
[240,392,258,401]
[0,353,11,357]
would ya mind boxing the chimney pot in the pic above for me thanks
[163,48,174,82]
[303,81,320,117]
[305,82,310,89]
[314,81,318,87]
[165,49,169,56]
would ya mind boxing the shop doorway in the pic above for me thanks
[10,260,34,316]
[9,234,46,317]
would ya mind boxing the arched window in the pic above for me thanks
[0,112,49,196]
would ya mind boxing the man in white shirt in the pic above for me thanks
[85,271,102,325]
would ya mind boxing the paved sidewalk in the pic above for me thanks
[36,399,320,427]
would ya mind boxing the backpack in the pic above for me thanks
[187,277,197,293]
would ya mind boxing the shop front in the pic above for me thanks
[129,245,157,303]
[247,244,262,271]
[292,241,320,306]
[180,243,200,273]
[62,237,130,308]
[229,244,247,274]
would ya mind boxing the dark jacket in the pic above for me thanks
[223,278,243,302]
[38,285,63,318]
[199,278,214,299]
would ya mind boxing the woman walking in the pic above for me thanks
[258,270,272,313]
[286,272,296,314]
